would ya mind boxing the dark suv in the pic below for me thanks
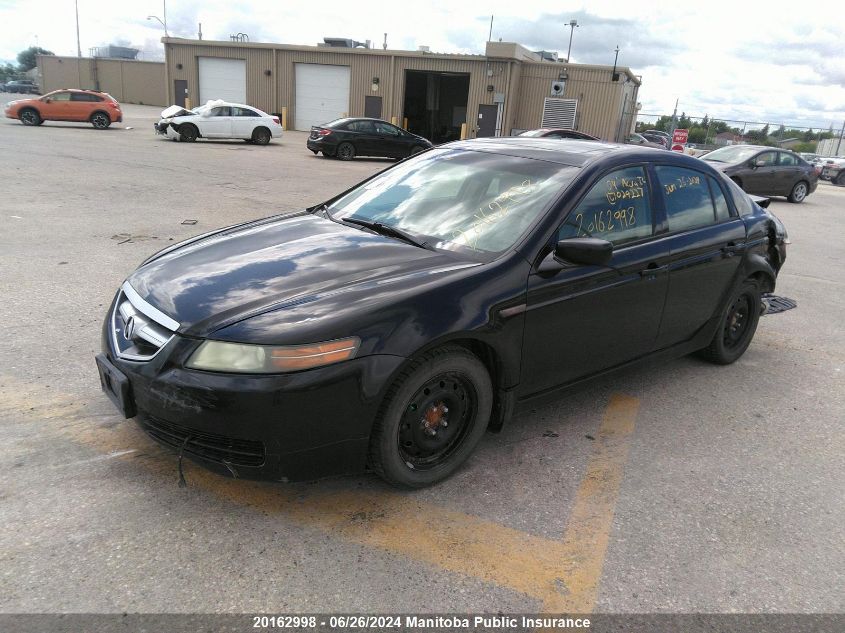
[5,80,40,94]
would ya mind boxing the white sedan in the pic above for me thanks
[155,100,282,145]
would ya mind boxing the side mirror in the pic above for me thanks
[556,238,613,266]
[537,238,613,273]
[754,159,766,167]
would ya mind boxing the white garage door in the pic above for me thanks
[295,64,351,131]
[198,58,246,105]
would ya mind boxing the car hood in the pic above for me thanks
[160,105,194,118]
[127,212,474,337]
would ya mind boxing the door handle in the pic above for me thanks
[639,263,668,277]
[721,241,741,257]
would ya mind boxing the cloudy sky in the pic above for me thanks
[2,0,843,130]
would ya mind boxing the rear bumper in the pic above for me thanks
[307,137,337,154]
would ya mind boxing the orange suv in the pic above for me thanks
[5,89,122,129]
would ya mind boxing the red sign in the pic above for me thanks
[672,129,689,144]
[671,143,685,152]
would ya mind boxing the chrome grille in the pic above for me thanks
[111,282,179,361]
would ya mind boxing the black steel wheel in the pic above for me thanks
[252,126,271,145]
[787,180,808,203]
[90,112,111,129]
[20,108,41,126]
[336,142,355,161]
[698,279,761,365]
[179,124,198,142]
[369,346,492,488]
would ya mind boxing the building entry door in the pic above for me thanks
[364,96,382,119]
[174,80,188,107]
[477,104,498,137]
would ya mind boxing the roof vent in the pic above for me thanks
[322,37,370,48]
[418,45,430,53]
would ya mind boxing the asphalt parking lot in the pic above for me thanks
[1,99,843,616]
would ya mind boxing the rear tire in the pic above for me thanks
[19,108,41,126]
[835,172,845,187]
[336,142,355,161]
[368,346,492,488]
[698,279,761,365]
[252,126,271,146]
[179,124,198,142]
[90,112,111,129]
[787,180,808,203]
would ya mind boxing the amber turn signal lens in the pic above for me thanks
[269,338,360,371]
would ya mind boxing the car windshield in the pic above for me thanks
[702,146,760,163]
[518,130,546,137]
[327,148,577,257]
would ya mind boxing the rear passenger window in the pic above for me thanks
[779,152,798,166]
[71,92,102,102]
[709,177,731,222]
[233,107,259,117]
[655,166,718,232]
[558,166,653,245]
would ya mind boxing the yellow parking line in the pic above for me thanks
[543,393,640,613]
[1,376,638,611]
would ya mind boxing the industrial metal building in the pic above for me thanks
[37,55,166,106]
[163,38,641,142]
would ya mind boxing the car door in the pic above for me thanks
[69,91,99,121]
[651,165,747,348]
[40,91,72,120]
[373,121,407,157]
[776,151,802,195]
[198,106,233,138]
[346,120,376,154]
[231,106,260,138]
[742,150,778,194]
[520,165,670,395]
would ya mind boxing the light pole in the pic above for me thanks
[147,15,169,37]
[566,19,579,62]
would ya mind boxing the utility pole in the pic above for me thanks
[566,20,579,62]
[669,98,678,135]
[837,119,845,155]
[488,15,494,42]
[74,0,82,88]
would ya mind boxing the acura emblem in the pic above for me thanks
[123,316,136,340]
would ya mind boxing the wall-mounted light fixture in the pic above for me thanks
[559,71,568,81]
[264,69,272,76]
[371,77,379,92]
[176,63,183,70]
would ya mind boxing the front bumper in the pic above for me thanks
[98,312,404,482]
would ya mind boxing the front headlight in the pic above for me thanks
[185,337,360,373]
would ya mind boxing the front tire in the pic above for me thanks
[90,112,111,129]
[835,172,845,187]
[252,126,271,145]
[336,142,355,161]
[179,124,198,142]
[787,180,808,203]
[698,279,761,365]
[368,346,492,488]
[19,108,41,126]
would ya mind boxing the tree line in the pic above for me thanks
[636,113,838,153]
[1,46,55,83]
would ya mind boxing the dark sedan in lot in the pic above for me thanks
[702,145,818,203]
[518,128,599,140]
[307,117,433,160]
[96,139,788,488]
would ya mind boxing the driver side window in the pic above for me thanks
[558,166,654,246]
[49,92,71,101]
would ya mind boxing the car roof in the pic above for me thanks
[442,137,680,168]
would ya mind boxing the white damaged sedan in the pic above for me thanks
[155,100,283,145]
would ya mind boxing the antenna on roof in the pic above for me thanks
[383,33,387,50]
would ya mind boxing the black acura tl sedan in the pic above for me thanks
[96,139,788,488]
[307,117,433,160]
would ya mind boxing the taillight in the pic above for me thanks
[272,116,280,126]
[317,128,332,136]
[107,101,120,109]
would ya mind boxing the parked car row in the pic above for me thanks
[2,79,40,94]
[820,157,845,185]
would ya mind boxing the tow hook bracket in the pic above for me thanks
[761,293,797,316]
